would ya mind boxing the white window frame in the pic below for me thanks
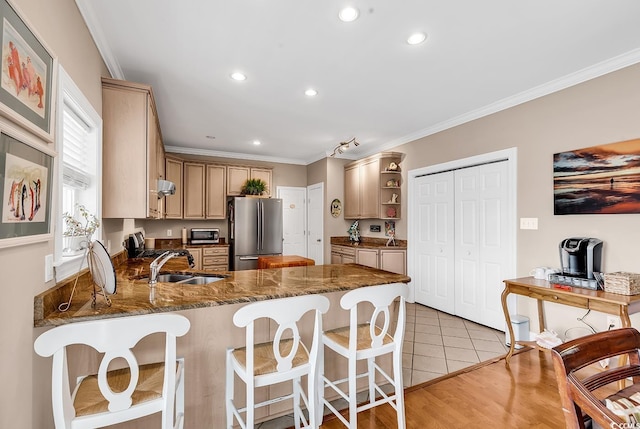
[54,66,102,282]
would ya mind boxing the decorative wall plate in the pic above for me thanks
[331,198,342,217]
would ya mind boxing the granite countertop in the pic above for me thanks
[34,253,410,327]
[330,236,407,249]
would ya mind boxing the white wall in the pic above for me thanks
[394,63,640,337]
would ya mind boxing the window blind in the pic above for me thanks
[62,106,91,189]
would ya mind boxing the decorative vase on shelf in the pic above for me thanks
[63,235,90,256]
[62,204,100,256]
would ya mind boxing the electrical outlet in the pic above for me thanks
[607,315,621,330]
[167,229,172,237]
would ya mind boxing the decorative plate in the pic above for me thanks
[331,198,342,218]
[89,240,117,295]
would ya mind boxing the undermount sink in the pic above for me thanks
[155,274,194,283]
[178,276,224,285]
[142,273,225,285]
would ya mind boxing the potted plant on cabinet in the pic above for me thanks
[62,204,100,255]
[241,178,268,197]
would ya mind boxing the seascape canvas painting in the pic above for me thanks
[553,138,640,215]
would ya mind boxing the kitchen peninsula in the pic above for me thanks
[33,252,410,428]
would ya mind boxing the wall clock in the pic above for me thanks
[330,198,342,217]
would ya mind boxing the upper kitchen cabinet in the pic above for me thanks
[226,166,273,197]
[183,162,206,219]
[102,77,165,219]
[206,164,226,219]
[182,162,226,220]
[164,156,183,219]
[344,152,402,220]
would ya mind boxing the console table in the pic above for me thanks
[502,277,640,364]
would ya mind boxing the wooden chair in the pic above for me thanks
[321,283,409,429]
[551,327,640,429]
[34,313,190,429]
[226,294,330,429]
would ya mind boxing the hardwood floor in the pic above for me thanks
[319,348,565,428]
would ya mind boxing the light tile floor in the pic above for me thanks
[403,302,508,387]
[258,303,508,428]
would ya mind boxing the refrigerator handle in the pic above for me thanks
[239,256,259,261]
[257,201,261,251]
[260,201,265,250]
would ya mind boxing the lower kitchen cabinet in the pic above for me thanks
[356,247,407,275]
[379,249,406,275]
[330,245,356,264]
[355,248,378,269]
[186,247,203,270]
[202,246,229,271]
[186,246,229,271]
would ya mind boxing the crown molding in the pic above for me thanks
[75,0,125,79]
[358,48,640,159]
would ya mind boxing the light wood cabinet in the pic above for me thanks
[333,245,406,274]
[183,162,206,219]
[164,157,183,219]
[250,168,273,197]
[344,152,402,220]
[355,248,379,268]
[226,165,273,196]
[226,166,250,196]
[202,246,229,271]
[379,249,407,275]
[206,165,226,219]
[343,165,360,219]
[185,247,203,270]
[330,245,356,264]
[360,158,380,218]
[102,77,165,219]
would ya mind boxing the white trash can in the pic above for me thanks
[505,315,530,349]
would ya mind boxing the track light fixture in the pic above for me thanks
[330,137,360,157]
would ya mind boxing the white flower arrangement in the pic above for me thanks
[62,204,100,237]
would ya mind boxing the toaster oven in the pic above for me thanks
[190,228,220,244]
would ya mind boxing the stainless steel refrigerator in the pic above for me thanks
[228,197,283,270]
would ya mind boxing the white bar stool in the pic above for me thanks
[321,283,409,429]
[34,313,190,429]
[226,294,330,429]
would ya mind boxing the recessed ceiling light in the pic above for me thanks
[407,32,427,45]
[230,72,247,81]
[338,7,359,22]
[305,88,318,97]
[253,140,261,146]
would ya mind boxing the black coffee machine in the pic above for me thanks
[559,237,603,280]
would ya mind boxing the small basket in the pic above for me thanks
[604,272,640,295]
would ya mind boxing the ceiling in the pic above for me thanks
[76,1,640,165]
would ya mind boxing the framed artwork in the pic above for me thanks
[0,121,53,248]
[330,198,341,217]
[554,138,640,215]
[0,0,55,142]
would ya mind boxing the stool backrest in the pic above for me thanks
[233,295,330,375]
[340,283,409,351]
[34,313,190,427]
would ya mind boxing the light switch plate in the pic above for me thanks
[520,217,538,230]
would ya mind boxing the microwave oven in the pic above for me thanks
[190,228,220,244]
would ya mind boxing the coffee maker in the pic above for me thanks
[559,237,603,280]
